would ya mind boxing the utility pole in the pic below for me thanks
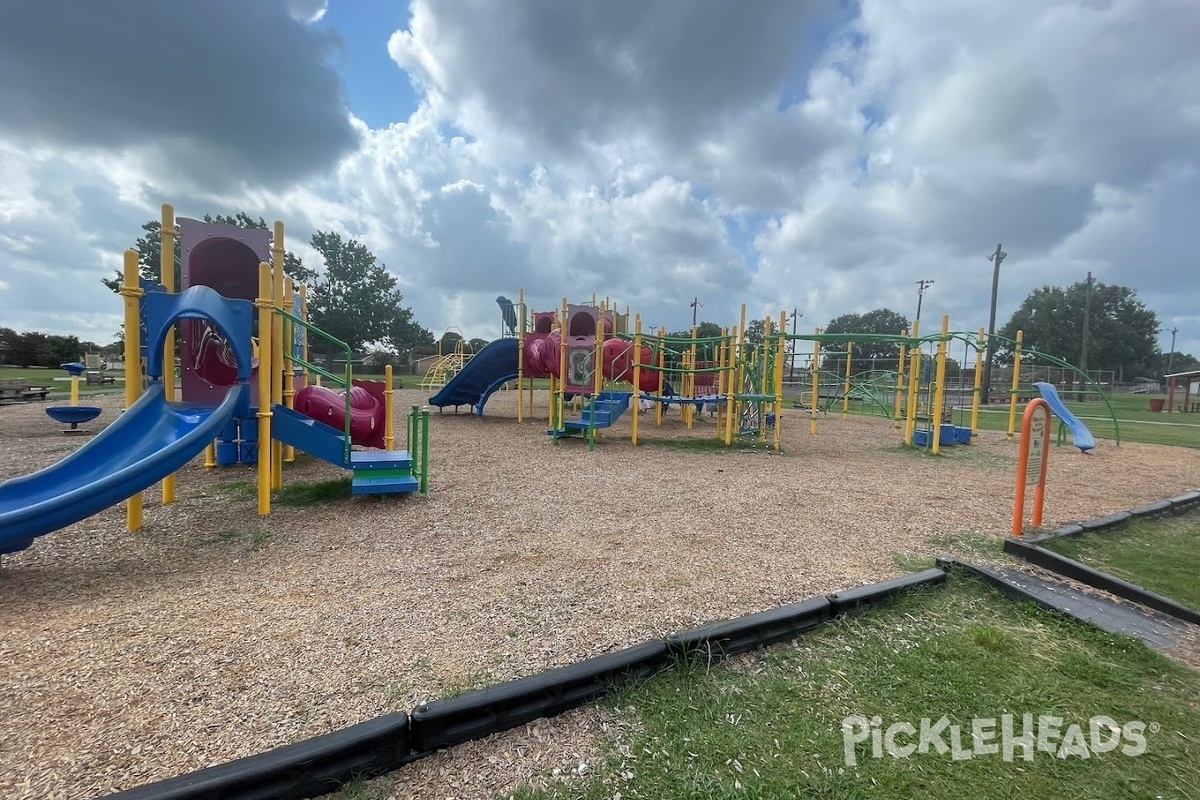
[982,244,1007,404]
[915,279,934,324]
[1167,326,1179,376]
[690,297,703,329]
[1078,271,1094,401]
[789,308,802,380]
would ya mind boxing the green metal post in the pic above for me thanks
[420,406,430,493]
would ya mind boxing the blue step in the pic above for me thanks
[270,403,350,466]
[350,449,413,471]
[351,474,420,496]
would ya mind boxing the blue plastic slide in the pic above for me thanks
[1033,381,1096,452]
[0,382,248,554]
[428,337,520,416]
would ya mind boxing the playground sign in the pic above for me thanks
[1026,413,1046,485]
[1012,398,1051,536]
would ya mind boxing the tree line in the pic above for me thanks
[660,280,1196,383]
[810,281,1197,381]
[0,329,111,369]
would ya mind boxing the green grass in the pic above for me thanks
[195,528,272,549]
[0,365,124,399]
[1043,514,1200,610]
[272,477,352,506]
[507,576,1200,800]
[213,480,257,500]
[852,390,1200,449]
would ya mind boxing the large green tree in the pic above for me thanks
[997,280,1160,379]
[665,321,726,361]
[821,308,911,374]
[102,212,314,293]
[307,231,431,364]
[0,328,101,368]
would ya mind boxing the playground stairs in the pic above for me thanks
[269,404,419,496]
[548,390,632,438]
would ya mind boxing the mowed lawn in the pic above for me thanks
[488,573,1200,800]
[803,387,1200,449]
[0,365,124,400]
[1044,512,1200,611]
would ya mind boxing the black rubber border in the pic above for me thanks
[1002,489,1200,624]
[105,712,415,800]
[942,557,1077,618]
[408,639,672,752]
[104,567,947,799]
[1018,489,1200,545]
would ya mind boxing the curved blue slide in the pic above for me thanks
[0,382,248,554]
[1033,381,1096,453]
[428,337,520,416]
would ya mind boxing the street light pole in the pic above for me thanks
[1166,326,1179,377]
[690,297,703,329]
[915,279,934,325]
[983,244,1007,404]
[1078,271,1094,401]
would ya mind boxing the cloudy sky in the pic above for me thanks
[2,0,1197,359]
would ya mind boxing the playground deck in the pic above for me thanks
[2,388,1199,799]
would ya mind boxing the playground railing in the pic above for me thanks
[275,306,354,463]
[407,404,430,492]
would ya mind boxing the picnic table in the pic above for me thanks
[0,378,52,403]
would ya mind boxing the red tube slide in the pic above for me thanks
[293,380,386,449]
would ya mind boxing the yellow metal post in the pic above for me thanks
[631,315,642,446]
[971,326,985,436]
[1007,329,1024,438]
[517,288,525,424]
[256,262,274,516]
[385,364,395,449]
[894,328,907,432]
[686,325,699,429]
[773,311,786,451]
[809,330,820,435]
[930,314,951,455]
[655,327,665,427]
[121,250,144,531]
[283,275,296,464]
[904,320,921,444]
[725,305,745,445]
[271,222,285,489]
[160,203,177,504]
[558,298,568,430]
[758,318,769,443]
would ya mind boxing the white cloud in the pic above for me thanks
[2,0,1199,362]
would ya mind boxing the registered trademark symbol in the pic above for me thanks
[1149,722,1160,734]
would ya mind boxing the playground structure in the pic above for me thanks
[0,203,430,556]
[429,298,1111,456]
[43,361,103,434]
[417,328,474,391]
[430,291,789,451]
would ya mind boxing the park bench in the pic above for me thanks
[86,371,116,385]
[0,378,52,404]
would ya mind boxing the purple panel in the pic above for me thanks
[178,218,272,405]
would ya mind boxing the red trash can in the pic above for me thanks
[1149,398,1165,412]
